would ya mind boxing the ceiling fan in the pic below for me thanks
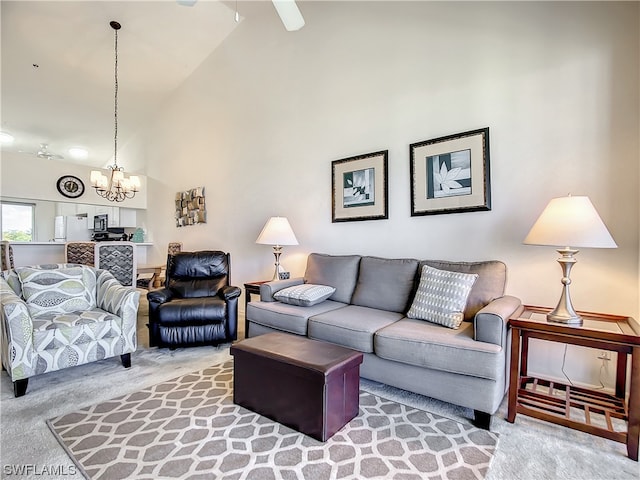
[19,143,64,160]
[177,0,305,32]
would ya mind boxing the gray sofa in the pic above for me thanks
[245,253,523,428]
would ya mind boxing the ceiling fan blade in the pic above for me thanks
[39,152,64,160]
[272,0,305,31]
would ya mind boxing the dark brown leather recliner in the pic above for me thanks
[147,250,240,348]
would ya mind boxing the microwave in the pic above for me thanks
[94,214,108,233]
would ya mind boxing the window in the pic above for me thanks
[1,202,34,241]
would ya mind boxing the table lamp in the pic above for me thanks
[523,195,617,324]
[256,217,299,281]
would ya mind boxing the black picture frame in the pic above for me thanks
[332,150,389,222]
[410,128,491,216]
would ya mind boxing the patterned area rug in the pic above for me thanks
[47,361,498,479]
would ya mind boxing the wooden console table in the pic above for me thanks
[507,306,640,460]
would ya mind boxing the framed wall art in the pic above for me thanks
[332,150,388,222]
[410,127,491,216]
[175,187,206,227]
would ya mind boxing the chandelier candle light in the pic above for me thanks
[523,195,617,324]
[90,21,140,202]
[256,217,299,281]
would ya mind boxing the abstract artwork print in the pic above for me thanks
[343,168,375,208]
[426,149,472,199]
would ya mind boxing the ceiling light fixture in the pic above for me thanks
[68,147,89,160]
[90,21,140,202]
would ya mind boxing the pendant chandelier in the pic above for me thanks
[90,21,140,202]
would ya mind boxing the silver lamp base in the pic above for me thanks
[270,245,283,281]
[547,247,583,325]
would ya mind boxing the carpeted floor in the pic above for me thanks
[1,297,638,479]
[47,361,497,480]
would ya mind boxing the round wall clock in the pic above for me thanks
[56,175,85,198]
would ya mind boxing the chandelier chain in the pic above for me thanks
[113,25,118,168]
[90,20,139,203]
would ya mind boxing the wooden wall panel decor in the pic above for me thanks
[175,187,206,227]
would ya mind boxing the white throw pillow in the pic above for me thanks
[407,265,478,329]
[274,284,336,307]
[17,266,95,317]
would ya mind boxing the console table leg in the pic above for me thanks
[507,328,521,423]
[627,346,639,461]
[616,351,627,399]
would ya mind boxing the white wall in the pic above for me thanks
[141,1,639,388]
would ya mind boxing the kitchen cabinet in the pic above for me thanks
[81,206,119,229]
[119,208,137,228]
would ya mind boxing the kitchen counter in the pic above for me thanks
[9,242,153,246]
[9,242,153,267]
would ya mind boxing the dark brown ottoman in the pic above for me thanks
[230,332,364,442]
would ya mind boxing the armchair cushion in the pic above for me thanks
[156,297,227,325]
[168,251,229,298]
[17,266,96,317]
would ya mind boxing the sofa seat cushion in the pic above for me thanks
[351,256,419,313]
[156,297,227,326]
[32,308,122,351]
[374,318,503,380]
[247,300,347,336]
[308,305,404,353]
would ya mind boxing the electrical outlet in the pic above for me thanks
[597,351,611,361]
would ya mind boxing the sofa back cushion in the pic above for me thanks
[351,256,419,312]
[419,260,506,321]
[304,253,361,304]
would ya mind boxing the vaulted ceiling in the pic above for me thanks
[1,0,243,169]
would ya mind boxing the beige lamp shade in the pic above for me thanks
[523,196,617,249]
[256,217,298,246]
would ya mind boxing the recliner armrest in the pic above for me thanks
[260,277,304,302]
[147,287,174,305]
[474,295,523,347]
[221,285,242,301]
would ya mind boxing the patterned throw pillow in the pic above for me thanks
[407,265,478,329]
[274,284,336,307]
[17,266,95,317]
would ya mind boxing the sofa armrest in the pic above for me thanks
[147,287,174,305]
[474,295,523,347]
[259,277,304,302]
[221,285,242,301]
[96,273,140,352]
[0,277,36,380]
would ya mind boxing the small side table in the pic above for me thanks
[508,305,640,461]
[243,281,270,336]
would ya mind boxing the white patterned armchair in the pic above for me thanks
[0,264,139,397]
